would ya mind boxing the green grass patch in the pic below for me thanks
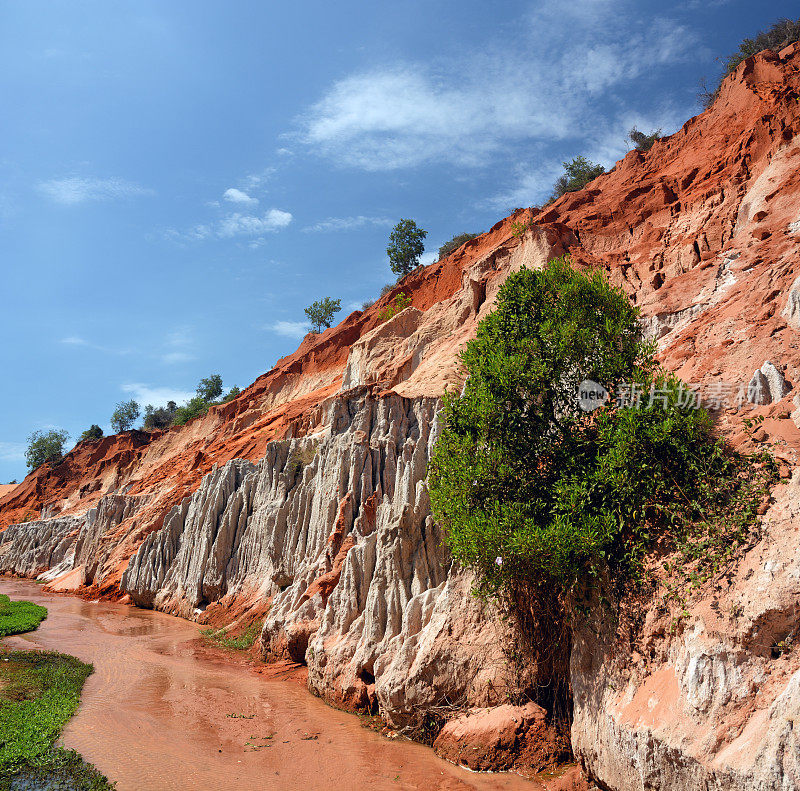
[201,620,262,650]
[0,649,114,790]
[0,594,48,637]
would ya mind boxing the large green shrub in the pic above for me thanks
[171,396,211,426]
[429,258,771,604]
[78,425,103,442]
[143,402,177,431]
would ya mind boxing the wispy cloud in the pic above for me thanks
[242,168,275,191]
[218,209,293,238]
[298,1,700,171]
[0,442,26,463]
[268,320,309,339]
[165,208,292,245]
[160,327,196,364]
[120,383,194,407]
[38,176,153,205]
[303,215,393,233]
[58,335,131,355]
[223,187,258,206]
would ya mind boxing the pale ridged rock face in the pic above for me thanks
[0,516,79,577]
[571,470,800,791]
[118,390,512,721]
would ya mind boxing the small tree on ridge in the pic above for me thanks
[304,297,341,333]
[387,219,427,277]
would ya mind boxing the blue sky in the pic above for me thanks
[1,0,796,482]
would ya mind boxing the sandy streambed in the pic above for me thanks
[0,579,539,791]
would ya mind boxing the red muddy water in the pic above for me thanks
[0,579,540,791]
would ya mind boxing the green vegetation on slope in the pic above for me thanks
[0,594,47,637]
[702,16,800,107]
[429,257,774,605]
[201,620,263,650]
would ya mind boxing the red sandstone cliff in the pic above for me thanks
[2,41,800,791]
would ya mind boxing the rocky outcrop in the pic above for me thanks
[433,702,568,775]
[119,390,521,723]
[0,516,79,577]
[748,361,792,405]
[571,470,800,791]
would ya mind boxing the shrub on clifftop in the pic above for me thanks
[78,425,103,442]
[550,156,605,201]
[304,297,341,333]
[110,400,140,433]
[25,429,69,470]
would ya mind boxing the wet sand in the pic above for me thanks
[0,579,539,791]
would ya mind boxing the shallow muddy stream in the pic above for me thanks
[0,579,540,791]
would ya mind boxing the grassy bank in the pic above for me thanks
[0,594,114,790]
[0,593,47,637]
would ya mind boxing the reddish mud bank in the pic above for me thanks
[0,579,539,791]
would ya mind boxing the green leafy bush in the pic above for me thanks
[377,291,412,322]
[171,396,211,426]
[25,429,69,470]
[550,156,605,201]
[387,219,427,277]
[429,257,772,604]
[438,232,478,260]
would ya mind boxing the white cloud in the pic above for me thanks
[121,383,194,407]
[269,320,309,339]
[298,2,699,171]
[223,187,258,206]
[303,215,393,233]
[38,176,153,205]
[58,335,131,355]
[242,168,276,191]
[218,209,293,238]
[60,335,89,346]
[0,442,26,463]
